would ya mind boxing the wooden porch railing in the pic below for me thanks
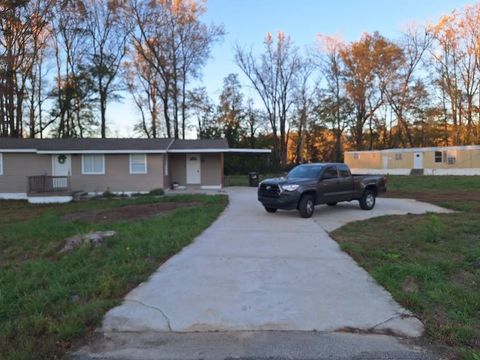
[28,175,71,194]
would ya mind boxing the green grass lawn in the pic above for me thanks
[332,175,480,359]
[386,175,480,192]
[0,194,227,360]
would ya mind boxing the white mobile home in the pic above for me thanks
[345,145,480,175]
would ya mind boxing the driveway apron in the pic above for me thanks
[102,187,450,337]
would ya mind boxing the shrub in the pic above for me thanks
[424,214,445,243]
[149,188,165,196]
[102,189,115,198]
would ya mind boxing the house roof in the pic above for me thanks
[168,138,229,151]
[0,138,173,153]
[0,137,270,154]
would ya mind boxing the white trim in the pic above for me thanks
[226,149,271,153]
[0,193,28,200]
[345,145,480,155]
[0,153,3,175]
[82,154,105,175]
[129,153,148,174]
[349,168,411,175]
[86,191,149,196]
[28,196,72,204]
[201,185,222,190]
[0,149,37,153]
[38,149,167,154]
[2,147,270,154]
[349,168,480,176]
[168,148,271,154]
[424,168,480,175]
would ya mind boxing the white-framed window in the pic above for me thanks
[395,153,402,160]
[129,154,147,174]
[0,153,3,175]
[82,154,105,175]
[353,153,360,160]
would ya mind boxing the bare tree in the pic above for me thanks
[126,0,223,139]
[0,0,54,137]
[124,47,161,138]
[50,0,96,138]
[292,56,315,163]
[236,31,301,168]
[316,35,352,161]
[383,26,431,147]
[429,5,480,144]
[85,0,131,138]
[187,86,217,139]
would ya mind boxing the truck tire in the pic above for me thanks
[264,207,277,213]
[327,202,337,206]
[359,190,376,210]
[298,194,315,218]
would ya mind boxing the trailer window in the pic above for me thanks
[434,151,443,163]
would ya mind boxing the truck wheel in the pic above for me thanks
[264,207,277,213]
[298,194,315,218]
[327,202,337,206]
[359,190,376,210]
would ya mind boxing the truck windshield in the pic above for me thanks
[287,165,324,179]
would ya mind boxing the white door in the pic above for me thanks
[52,154,71,189]
[383,155,389,169]
[413,152,423,169]
[186,154,201,184]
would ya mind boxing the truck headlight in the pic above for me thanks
[282,184,299,192]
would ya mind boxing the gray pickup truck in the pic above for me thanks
[257,163,387,218]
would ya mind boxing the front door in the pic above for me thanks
[186,154,201,184]
[383,155,389,169]
[52,154,71,189]
[413,152,423,169]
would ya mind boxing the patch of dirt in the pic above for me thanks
[63,201,201,224]
[383,190,480,212]
[401,276,420,293]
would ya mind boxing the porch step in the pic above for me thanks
[72,191,89,201]
[410,169,424,176]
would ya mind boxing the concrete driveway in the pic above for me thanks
[99,188,450,336]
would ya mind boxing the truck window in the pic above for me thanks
[323,166,338,179]
[338,165,350,177]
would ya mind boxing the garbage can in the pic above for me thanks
[248,172,259,187]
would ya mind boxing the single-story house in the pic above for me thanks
[345,145,480,175]
[0,138,270,202]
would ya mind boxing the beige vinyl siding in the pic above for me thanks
[168,153,223,187]
[383,152,414,169]
[424,149,480,169]
[344,152,382,169]
[70,154,164,193]
[201,153,222,186]
[0,153,51,193]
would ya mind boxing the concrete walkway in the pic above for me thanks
[100,188,450,336]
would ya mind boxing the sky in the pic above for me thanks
[108,0,474,137]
